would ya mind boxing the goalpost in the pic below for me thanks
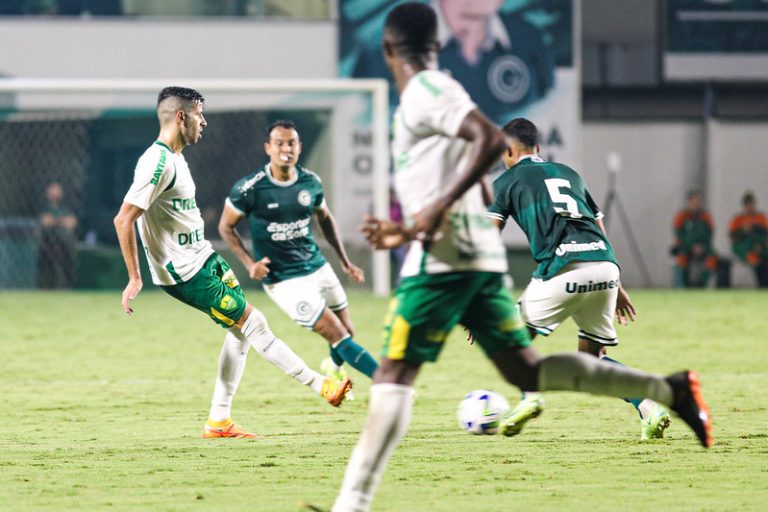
[0,78,391,295]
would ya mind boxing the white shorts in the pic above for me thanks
[518,261,620,345]
[263,263,348,328]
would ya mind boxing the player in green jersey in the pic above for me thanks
[322,4,711,512]
[114,88,352,440]
[219,120,378,382]
[485,118,671,440]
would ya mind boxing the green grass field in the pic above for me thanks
[1,289,767,511]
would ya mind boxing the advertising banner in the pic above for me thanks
[339,0,579,246]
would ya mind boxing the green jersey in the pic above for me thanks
[227,164,327,284]
[487,155,618,280]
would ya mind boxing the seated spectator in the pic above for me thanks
[729,191,768,288]
[671,190,717,288]
[38,181,78,288]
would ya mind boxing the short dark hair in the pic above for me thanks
[743,191,756,206]
[502,118,538,148]
[266,119,298,140]
[384,2,438,57]
[157,86,205,107]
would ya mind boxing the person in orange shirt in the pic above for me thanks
[729,191,768,288]
[671,191,718,287]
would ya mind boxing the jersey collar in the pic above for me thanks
[518,154,545,163]
[154,140,174,153]
[265,163,299,187]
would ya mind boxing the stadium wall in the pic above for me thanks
[583,121,768,287]
[0,18,337,79]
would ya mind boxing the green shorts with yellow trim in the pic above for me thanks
[381,271,531,363]
[161,253,247,328]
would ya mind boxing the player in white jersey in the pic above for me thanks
[324,4,711,511]
[113,87,352,439]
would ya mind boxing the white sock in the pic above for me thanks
[332,383,415,512]
[208,328,249,422]
[240,309,324,394]
[538,352,674,406]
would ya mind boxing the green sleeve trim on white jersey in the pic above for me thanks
[163,169,177,192]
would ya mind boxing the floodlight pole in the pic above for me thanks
[602,152,653,287]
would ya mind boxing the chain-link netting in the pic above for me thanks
[0,108,341,289]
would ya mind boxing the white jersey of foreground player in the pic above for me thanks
[392,70,507,277]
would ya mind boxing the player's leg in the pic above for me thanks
[468,274,711,447]
[263,266,377,378]
[571,261,671,438]
[163,254,351,413]
[314,308,378,378]
[233,304,351,407]
[463,273,541,437]
[333,273,471,512]
[490,347,711,446]
[160,255,262,436]
[332,358,419,512]
[203,328,258,438]
[495,275,577,435]
[581,338,671,439]
[314,263,379,378]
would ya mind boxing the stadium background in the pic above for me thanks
[1,0,767,291]
[1,2,767,512]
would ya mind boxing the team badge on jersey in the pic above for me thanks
[221,269,240,289]
[220,294,236,311]
[298,190,312,207]
[296,301,311,316]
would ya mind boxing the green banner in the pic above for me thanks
[665,0,768,80]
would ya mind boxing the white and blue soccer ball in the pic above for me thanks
[456,389,510,435]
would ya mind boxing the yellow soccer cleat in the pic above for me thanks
[321,376,353,407]
[321,358,354,400]
[202,418,259,439]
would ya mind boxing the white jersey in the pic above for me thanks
[392,70,507,277]
[124,141,214,286]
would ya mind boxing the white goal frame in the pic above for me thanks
[0,78,392,296]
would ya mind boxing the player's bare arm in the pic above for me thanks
[218,203,271,281]
[113,202,146,315]
[595,217,637,324]
[315,204,364,283]
[409,109,507,240]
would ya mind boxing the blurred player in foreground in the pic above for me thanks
[113,87,352,439]
[484,117,670,440]
[219,120,378,387]
[322,4,712,512]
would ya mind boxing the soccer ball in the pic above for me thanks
[456,389,510,435]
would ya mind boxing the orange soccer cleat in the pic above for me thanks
[202,419,259,439]
[321,377,353,407]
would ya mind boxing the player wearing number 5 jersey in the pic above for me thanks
[486,117,670,440]
[326,5,711,512]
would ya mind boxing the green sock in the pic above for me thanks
[334,336,378,378]
[329,346,345,367]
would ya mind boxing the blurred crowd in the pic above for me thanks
[672,190,768,288]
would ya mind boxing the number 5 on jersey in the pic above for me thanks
[545,178,582,218]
